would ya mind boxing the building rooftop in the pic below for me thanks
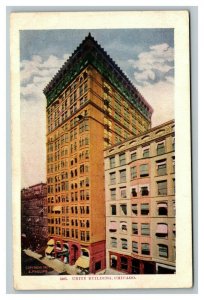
[43,33,153,120]
[104,119,175,157]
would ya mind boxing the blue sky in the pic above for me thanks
[20,29,174,187]
[20,28,174,86]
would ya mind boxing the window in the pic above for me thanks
[95,261,101,271]
[172,200,176,216]
[110,157,115,168]
[119,153,126,166]
[110,172,116,185]
[140,164,149,177]
[132,241,138,253]
[109,221,117,232]
[86,231,90,241]
[141,243,150,255]
[130,166,137,180]
[172,156,175,173]
[172,137,175,151]
[157,202,168,215]
[141,186,149,196]
[173,224,176,237]
[141,223,150,236]
[156,223,168,238]
[110,188,116,200]
[119,221,127,233]
[119,169,126,183]
[120,204,127,216]
[120,256,128,270]
[131,152,137,162]
[111,237,117,248]
[132,223,138,235]
[80,231,85,241]
[172,179,175,195]
[121,239,128,250]
[141,203,149,215]
[158,244,168,258]
[131,187,137,197]
[157,159,167,176]
[111,205,117,216]
[110,255,117,269]
[143,147,149,158]
[120,188,127,199]
[131,204,137,215]
[157,142,165,155]
[157,180,167,195]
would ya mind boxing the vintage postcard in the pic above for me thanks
[11,11,192,290]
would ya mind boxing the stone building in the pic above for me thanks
[43,33,153,273]
[104,120,175,274]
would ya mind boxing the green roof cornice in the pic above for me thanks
[44,34,153,120]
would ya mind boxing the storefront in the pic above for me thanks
[109,251,156,274]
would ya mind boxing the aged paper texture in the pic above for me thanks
[11,11,192,290]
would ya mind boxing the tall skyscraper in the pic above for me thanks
[43,33,153,274]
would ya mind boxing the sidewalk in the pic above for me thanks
[23,249,78,275]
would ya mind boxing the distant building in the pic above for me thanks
[21,183,48,251]
[104,120,175,274]
[43,33,153,274]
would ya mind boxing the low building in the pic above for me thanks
[21,183,48,251]
[104,120,175,274]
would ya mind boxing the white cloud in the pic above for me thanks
[128,43,174,86]
[21,97,47,188]
[139,81,174,127]
[20,53,70,90]
[20,54,70,187]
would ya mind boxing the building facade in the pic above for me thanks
[43,34,153,274]
[104,120,175,274]
[21,183,48,251]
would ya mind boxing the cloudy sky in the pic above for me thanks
[20,29,174,188]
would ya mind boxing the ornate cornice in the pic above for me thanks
[43,33,153,120]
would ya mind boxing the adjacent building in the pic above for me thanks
[43,33,153,274]
[21,183,48,251]
[104,120,175,274]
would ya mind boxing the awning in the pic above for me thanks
[75,257,90,269]
[120,222,127,229]
[156,224,168,234]
[157,203,167,208]
[110,255,117,260]
[109,222,117,230]
[45,246,54,254]
[53,206,61,212]
[47,239,54,246]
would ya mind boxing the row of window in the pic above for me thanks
[47,89,89,132]
[48,205,90,214]
[47,75,88,112]
[103,81,150,123]
[48,217,90,228]
[110,203,149,216]
[47,150,89,174]
[110,201,175,217]
[109,179,175,200]
[48,226,90,241]
[109,221,175,238]
[110,239,170,258]
[47,139,89,164]
[109,139,175,169]
[48,187,90,204]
